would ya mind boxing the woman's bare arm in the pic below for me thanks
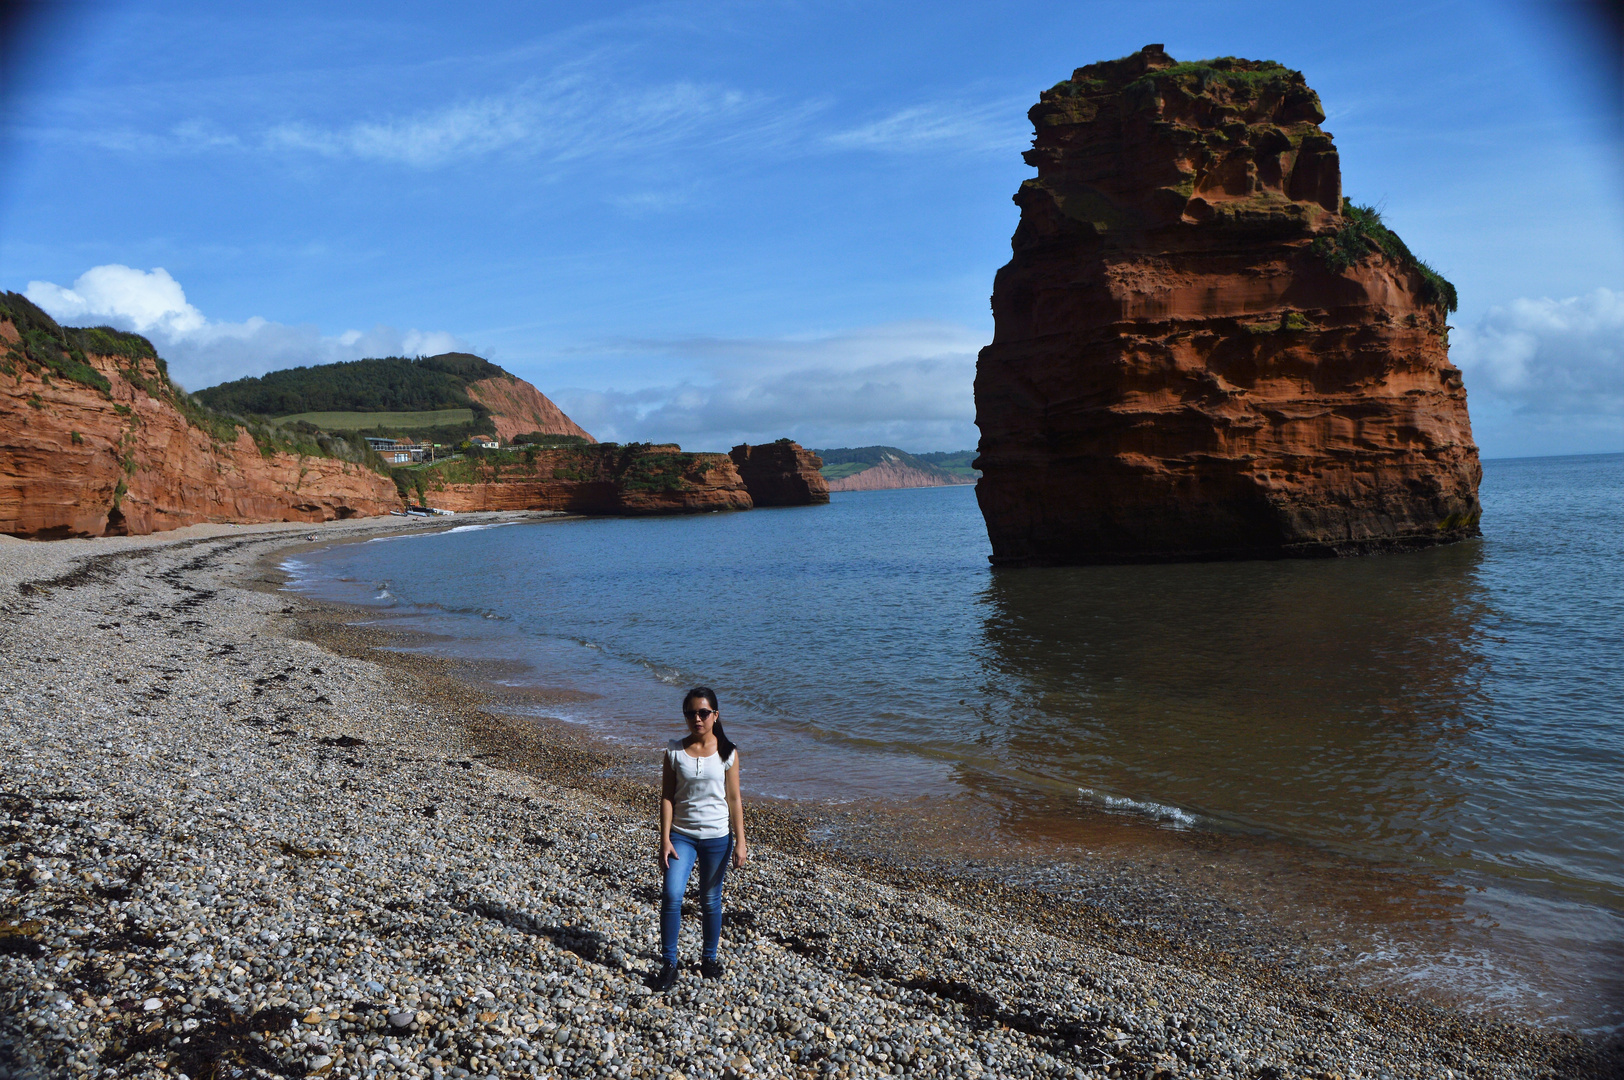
[659,754,677,869]
[726,753,748,867]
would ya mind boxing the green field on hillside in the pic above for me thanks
[272,408,476,431]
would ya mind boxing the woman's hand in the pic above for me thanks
[659,837,677,870]
[732,837,749,869]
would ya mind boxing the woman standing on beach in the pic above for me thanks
[654,686,748,991]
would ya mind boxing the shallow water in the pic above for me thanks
[285,453,1624,1031]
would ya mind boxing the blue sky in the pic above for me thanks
[3,0,1620,456]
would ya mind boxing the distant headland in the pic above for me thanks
[813,446,978,492]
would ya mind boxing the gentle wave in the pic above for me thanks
[1077,786,1202,828]
[445,522,517,534]
[363,522,516,544]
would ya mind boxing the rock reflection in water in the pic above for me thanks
[972,541,1492,869]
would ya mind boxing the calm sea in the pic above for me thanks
[284,453,1624,1032]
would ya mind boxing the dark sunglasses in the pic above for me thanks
[683,707,715,720]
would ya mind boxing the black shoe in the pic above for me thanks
[700,958,724,980]
[651,962,679,992]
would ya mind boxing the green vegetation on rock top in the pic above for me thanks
[1125,57,1297,102]
[1051,54,1296,99]
[1312,200,1458,313]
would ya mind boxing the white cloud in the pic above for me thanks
[26,265,206,337]
[1454,288,1624,416]
[25,265,467,392]
[551,321,985,452]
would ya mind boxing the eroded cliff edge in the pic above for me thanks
[1,296,400,539]
[974,46,1481,565]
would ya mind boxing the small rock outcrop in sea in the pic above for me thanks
[0,295,400,538]
[974,46,1482,565]
[728,440,830,505]
[415,442,754,515]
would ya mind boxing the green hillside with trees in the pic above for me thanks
[195,353,508,417]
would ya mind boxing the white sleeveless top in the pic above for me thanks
[665,739,736,840]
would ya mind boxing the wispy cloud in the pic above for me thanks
[260,60,791,169]
[552,320,984,452]
[21,34,1017,175]
[824,97,1025,154]
[25,265,467,392]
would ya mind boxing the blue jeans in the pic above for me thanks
[661,831,732,965]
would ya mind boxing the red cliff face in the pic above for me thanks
[464,375,596,445]
[2,309,400,539]
[728,442,830,506]
[975,46,1481,565]
[415,443,753,515]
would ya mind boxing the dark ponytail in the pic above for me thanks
[685,685,736,763]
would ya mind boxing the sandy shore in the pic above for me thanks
[0,515,1617,1080]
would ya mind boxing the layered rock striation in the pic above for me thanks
[1,298,400,539]
[411,443,753,515]
[728,441,830,505]
[974,46,1481,565]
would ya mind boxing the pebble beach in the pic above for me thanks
[1,516,1617,1080]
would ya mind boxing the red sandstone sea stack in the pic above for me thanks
[974,46,1481,565]
[416,443,753,515]
[728,441,830,506]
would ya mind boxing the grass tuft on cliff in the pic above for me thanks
[1311,200,1458,313]
[0,292,119,394]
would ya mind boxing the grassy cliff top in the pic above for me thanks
[1039,46,1325,124]
[1,292,159,395]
